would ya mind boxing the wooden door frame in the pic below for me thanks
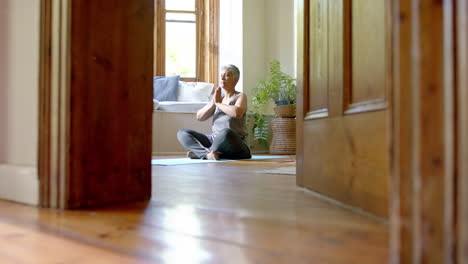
[390,0,461,262]
[297,0,466,262]
[39,0,71,208]
[295,0,307,188]
[39,0,154,209]
[457,1,468,262]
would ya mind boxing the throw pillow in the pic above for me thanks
[153,99,160,111]
[177,81,214,102]
[153,75,180,101]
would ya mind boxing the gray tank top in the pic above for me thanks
[212,92,248,140]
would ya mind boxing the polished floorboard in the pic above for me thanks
[0,156,388,263]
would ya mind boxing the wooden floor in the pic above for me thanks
[0,156,388,263]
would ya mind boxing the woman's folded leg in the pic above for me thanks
[210,128,251,160]
[177,129,212,159]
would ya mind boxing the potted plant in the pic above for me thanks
[250,60,296,148]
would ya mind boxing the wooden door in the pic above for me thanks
[297,0,391,217]
[68,1,154,208]
[39,0,154,208]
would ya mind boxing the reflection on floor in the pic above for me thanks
[0,155,388,264]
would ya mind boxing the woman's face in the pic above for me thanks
[220,69,236,89]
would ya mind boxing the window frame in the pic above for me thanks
[154,0,219,83]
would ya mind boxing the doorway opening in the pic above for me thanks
[151,0,296,160]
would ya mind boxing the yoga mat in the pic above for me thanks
[152,155,291,166]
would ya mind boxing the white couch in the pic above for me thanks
[152,81,213,154]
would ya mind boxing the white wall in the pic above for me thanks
[242,0,267,99]
[219,0,296,98]
[0,0,40,205]
[0,0,39,166]
[265,0,296,77]
[219,0,243,91]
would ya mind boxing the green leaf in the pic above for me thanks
[249,60,297,147]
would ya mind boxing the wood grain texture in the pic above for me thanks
[350,0,386,105]
[0,221,147,263]
[153,0,159,75]
[296,0,307,187]
[301,0,390,217]
[415,1,455,262]
[208,0,219,84]
[457,0,468,262]
[328,0,344,117]
[303,111,389,217]
[39,0,52,207]
[201,0,219,83]
[308,0,329,113]
[154,0,165,76]
[391,0,456,263]
[39,0,71,208]
[0,158,388,263]
[390,0,414,262]
[69,0,153,208]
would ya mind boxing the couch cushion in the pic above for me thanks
[156,101,207,113]
[177,81,214,102]
[153,75,180,101]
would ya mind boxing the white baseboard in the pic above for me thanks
[0,164,39,206]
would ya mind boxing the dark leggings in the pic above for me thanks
[177,128,252,159]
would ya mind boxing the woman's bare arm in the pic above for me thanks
[196,102,216,121]
[196,85,219,121]
[215,93,247,119]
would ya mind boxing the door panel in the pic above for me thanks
[303,112,389,217]
[309,0,329,114]
[301,0,390,217]
[68,1,153,208]
[351,0,386,104]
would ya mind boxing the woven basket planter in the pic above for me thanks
[274,104,296,118]
[269,118,296,155]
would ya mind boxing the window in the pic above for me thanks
[155,0,219,83]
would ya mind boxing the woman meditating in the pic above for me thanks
[177,64,252,160]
